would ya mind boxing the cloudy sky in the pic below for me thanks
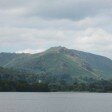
[0,0,112,59]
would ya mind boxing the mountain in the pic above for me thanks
[0,53,30,66]
[0,46,112,82]
[72,50,112,79]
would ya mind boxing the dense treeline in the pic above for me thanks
[0,79,112,92]
[1,66,112,92]
[48,78,112,92]
[0,80,50,92]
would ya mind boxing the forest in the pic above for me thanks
[0,78,112,92]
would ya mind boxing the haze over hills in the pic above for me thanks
[0,46,112,82]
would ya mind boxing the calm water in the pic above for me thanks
[0,92,112,112]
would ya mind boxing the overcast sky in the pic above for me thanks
[0,0,112,59]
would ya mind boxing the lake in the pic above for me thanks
[0,92,112,112]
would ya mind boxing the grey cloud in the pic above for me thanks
[0,0,112,59]
[26,0,112,20]
[0,0,112,20]
[0,26,112,58]
[0,0,28,9]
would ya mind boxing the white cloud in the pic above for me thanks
[0,0,112,59]
[16,49,45,54]
[0,26,112,58]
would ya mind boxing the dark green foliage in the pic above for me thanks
[0,67,112,92]
[48,78,112,92]
[0,80,50,92]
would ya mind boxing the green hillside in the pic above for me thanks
[0,46,112,80]
[73,51,112,78]
[0,47,112,92]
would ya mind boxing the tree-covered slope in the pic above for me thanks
[72,50,112,78]
[0,53,31,67]
[1,48,98,80]
[0,46,112,80]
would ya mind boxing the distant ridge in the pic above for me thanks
[0,46,112,81]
